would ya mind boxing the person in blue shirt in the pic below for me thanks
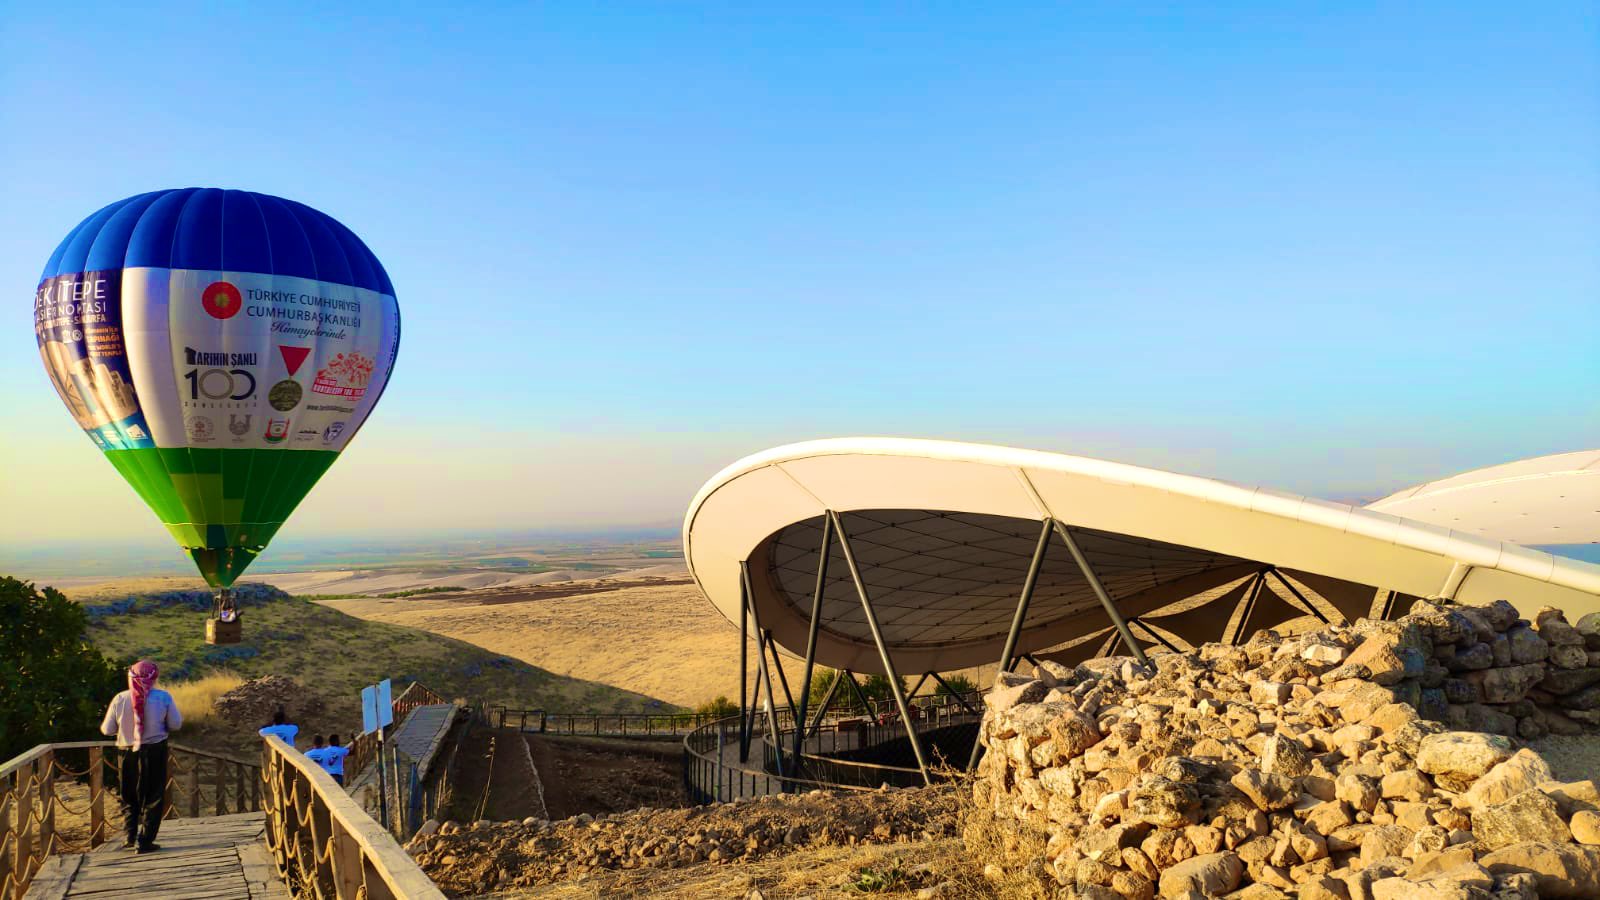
[322,734,351,786]
[258,708,299,748]
[305,733,351,785]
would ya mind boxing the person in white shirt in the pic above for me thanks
[99,660,182,853]
[259,708,299,747]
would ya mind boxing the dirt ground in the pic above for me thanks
[503,838,987,899]
[413,784,969,897]
[449,728,685,824]
[527,735,684,820]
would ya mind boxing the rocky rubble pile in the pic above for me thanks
[409,784,961,895]
[969,599,1600,899]
[212,674,326,728]
[1366,599,1600,738]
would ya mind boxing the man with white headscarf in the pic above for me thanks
[100,659,182,852]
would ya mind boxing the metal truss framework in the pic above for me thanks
[736,511,1184,783]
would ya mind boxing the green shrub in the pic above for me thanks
[696,695,738,718]
[0,577,124,760]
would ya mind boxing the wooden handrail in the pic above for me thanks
[1,741,263,900]
[260,735,443,899]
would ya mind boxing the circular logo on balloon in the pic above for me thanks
[268,379,304,411]
[202,281,243,319]
[188,416,215,442]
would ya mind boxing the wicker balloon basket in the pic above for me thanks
[206,615,243,645]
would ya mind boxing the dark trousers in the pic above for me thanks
[119,741,168,846]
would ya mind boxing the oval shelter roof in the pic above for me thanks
[1366,450,1600,546]
[683,438,1600,675]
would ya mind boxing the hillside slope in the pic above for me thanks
[67,581,667,757]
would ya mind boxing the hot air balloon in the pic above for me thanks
[32,189,400,642]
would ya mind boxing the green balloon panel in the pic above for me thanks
[104,447,338,587]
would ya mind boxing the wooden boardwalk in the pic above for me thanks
[22,813,289,899]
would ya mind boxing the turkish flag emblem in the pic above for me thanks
[202,281,243,319]
[278,345,311,376]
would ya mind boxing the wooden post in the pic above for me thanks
[189,752,202,818]
[0,780,13,900]
[329,824,365,898]
[235,759,246,815]
[214,755,227,815]
[40,751,57,856]
[89,747,105,847]
[308,782,335,893]
[17,759,35,886]
[162,754,175,821]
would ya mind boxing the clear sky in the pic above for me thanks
[2,3,1596,551]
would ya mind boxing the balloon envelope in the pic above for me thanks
[33,188,400,587]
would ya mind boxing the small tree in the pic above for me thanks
[806,667,909,714]
[933,673,977,698]
[696,695,738,718]
[0,577,123,760]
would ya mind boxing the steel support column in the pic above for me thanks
[1378,589,1399,621]
[1001,520,1054,673]
[1129,617,1182,654]
[743,667,763,762]
[742,561,787,778]
[1269,569,1330,624]
[766,630,797,712]
[969,519,1055,771]
[793,513,833,761]
[930,672,980,716]
[829,510,931,785]
[738,562,750,760]
[1229,572,1267,645]
[1054,521,1150,668]
[908,672,930,700]
[843,669,874,715]
[804,670,844,742]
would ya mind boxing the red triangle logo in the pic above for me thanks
[278,345,311,376]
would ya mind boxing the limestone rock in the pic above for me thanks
[1335,772,1380,813]
[1157,851,1242,898]
[1569,809,1600,845]
[1575,612,1600,650]
[1506,626,1548,664]
[1359,825,1412,866]
[1461,748,1554,811]
[1345,624,1428,686]
[1415,732,1513,791]
[1230,770,1298,812]
[1127,780,1200,829]
[989,673,1049,716]
[1462,663,1545,705]
[1472,789,1572,851]
[1539,779,1600,816]
[1379,769,1431,801]
[1479,841,1600,898]
[1259,735,1311,778]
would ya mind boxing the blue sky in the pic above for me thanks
[2,3,1596,549]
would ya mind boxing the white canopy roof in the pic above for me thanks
[1367,450,1600,546]
[683,438,1600,675]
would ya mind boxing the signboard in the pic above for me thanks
[361,679,396,735]
[377,679,394,727]
[361,685,379,735]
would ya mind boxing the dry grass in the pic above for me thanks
[164,670,247,726]
[323,581,791,709]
